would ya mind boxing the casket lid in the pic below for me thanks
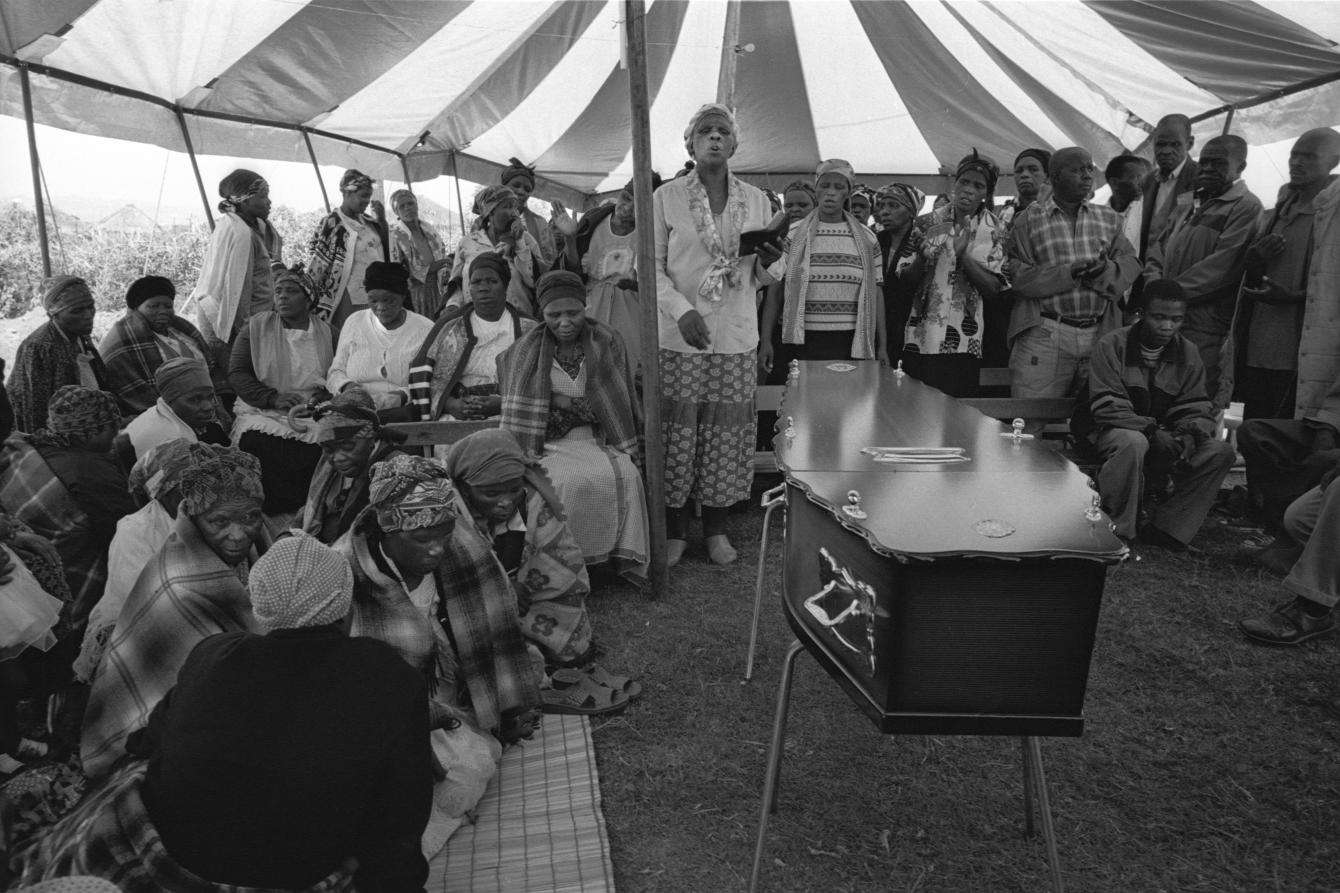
[774,361,1127,562]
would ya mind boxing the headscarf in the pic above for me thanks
[500,157,536,188]
[42,276,90,315]
[175,446,263,516]
[126,275,174,310]
[340,169,374,193]
[44,385,119,445]
[388,187,414,210]
[619,172,663,199]
[851,184,875,208]
[469,251,512,288]
[445,429,528,487]
[535,270,586,311]
[876,183,926,216]
[249,532,354,632]
[814,159,855,190]
[367,453,459,532]
[273,263,316,303]
[782,180,817,202]
[214,169,263,214]
[311,386,380,444]
[1014,148,1053,173]
[363,261,410,297]
[217,169,267,214]
[955,149,1000,195]
[154,357,213,404]
[682,102,739,156]
[128,437,205,501]
[473,184,516,221]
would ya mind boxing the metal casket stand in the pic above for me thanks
[745,361,1127,893]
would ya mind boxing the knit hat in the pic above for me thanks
[363,261,410,297]
[126,276,175,310]
[249,533,354,632]
[535,270,586,311]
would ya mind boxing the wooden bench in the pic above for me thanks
[384,418,499,448]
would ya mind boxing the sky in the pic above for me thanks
[0,114,1328,230]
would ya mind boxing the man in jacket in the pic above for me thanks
[1145,135,1262,406]
[1072,280,1236,548]
[1139,114,1199,261]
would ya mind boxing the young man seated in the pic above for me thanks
[1071,280,1237,549]
[1239,472,1340,645]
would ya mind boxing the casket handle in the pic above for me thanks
[803,581,866,635]
[759,482,786,509]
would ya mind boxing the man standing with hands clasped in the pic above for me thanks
[1006,147,1141,399]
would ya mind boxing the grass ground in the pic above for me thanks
[585,497,1340,893]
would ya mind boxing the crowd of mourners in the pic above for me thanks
[0,101,1335,891]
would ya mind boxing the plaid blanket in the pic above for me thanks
[81,513,257,779]
[99,311,213,416]
[8,321,110,434]
[336,509,539,734]
[496,320,640,458]
[16,760,355,892]
[0,436,104,627]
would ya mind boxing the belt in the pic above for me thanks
[1041,310,1100,329]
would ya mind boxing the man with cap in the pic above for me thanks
[8,275,110,434]
[124,357,229,458]
[1006,147,1141,398]
[1145,135,1262,406]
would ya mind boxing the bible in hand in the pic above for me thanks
[738,211,789,257]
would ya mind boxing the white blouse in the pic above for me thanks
[326,308,435,409]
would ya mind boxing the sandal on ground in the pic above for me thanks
[553,665,643,701]
[541,674,629,716]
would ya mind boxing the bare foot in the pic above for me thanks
[667,539,688,567]
[706,534,737,565]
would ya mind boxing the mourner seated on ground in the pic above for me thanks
[123,356,229,460]
[497,270,651,582]
[81,447,265,778]
[408,251,536,428]
[8,277,109,435]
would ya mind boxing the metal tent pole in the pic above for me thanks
[303,130,332,214]
[716,0,742,111]
[174,107,214,230]
[624,0,668,597]
[18,65,52,277]
[450,151,468,234]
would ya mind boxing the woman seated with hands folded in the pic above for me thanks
[498,270,650,583]
[326,260,433,415]
[407,251,537,427]
[229,264,336,518]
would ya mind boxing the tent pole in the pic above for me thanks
[451,151,468,234]
[625,0,669,598]
[174,107,215,230]
[716,0,742,111]
[1221,107,1236,135]
[18,65,52,277]
[400,154,412,188]
[303,130,332,214]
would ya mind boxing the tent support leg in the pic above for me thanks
[624,0,669,598]
[400,154,412,188]
[450,152,467,244]
[19,65,52,277]
[174,107,214,230]
[1221,107,1236,135]
[303,130,332,214]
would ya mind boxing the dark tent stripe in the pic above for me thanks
[730,0,822,175]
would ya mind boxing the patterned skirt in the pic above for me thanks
[658,349,756,509]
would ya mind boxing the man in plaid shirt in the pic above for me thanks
[1006,147,1142,398]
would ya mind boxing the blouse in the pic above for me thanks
[327,309,435,410]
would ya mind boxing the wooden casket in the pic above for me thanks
[773,361,1127,738]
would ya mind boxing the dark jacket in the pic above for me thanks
[133,626,432,892]
[1072,322,1216,444]
[8,321,109,434]
[1139,159,1200,260]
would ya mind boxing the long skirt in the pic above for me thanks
[16,761,356,892]
[540,427,650,578]
[660,349,755,509]
[586,281,642,370]
[237,431,324,514]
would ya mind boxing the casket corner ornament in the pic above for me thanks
[804,547,887,675]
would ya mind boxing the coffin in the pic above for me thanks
[774,361,1126,737]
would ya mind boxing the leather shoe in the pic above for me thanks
[1239,598,1335,645]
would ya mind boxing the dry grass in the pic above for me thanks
[585,499,1340,892]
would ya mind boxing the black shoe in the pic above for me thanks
[1239,598,1336,645]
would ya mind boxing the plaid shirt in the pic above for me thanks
[1007,197,1140,320]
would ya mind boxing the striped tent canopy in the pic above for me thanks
[2,0,1338,206]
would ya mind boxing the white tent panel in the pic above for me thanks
[790,1,939,173]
